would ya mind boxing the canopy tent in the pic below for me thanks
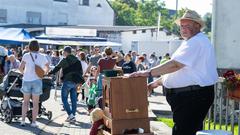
[0,28,33,45]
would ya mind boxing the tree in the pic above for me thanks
[135,0,168,26]
[109,0,190,36]
[110,0,168,26]
[203,13,212,35]
[110,1,136,25]
[117,0,138,9]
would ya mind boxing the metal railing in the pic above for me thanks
[204,77,240,135]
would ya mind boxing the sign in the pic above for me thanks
[45,27,97,37]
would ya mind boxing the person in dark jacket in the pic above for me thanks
[48,46,84,122]
[122,54,136,74]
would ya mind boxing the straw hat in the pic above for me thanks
[175,10,205,28]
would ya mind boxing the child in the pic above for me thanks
[81,66,98,113]
[87,79,97,113]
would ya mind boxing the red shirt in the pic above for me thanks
[90,119,104,135]
[98,57,116,73]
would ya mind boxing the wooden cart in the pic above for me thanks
[102,76,153,135]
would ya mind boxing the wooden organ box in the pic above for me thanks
[102,76,153,135]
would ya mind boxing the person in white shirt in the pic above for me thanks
[77,51,88,100]
[130,10,218,135]
[78,51,88,75]
[19,40,49,128]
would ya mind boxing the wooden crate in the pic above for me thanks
[102,77,152,135]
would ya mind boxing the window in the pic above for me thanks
[79,0,89,6]
[54,0,67,2]
[26,11,41,24]
[142,29,146,33]
[0,9,7,23]
[132,30,137,34]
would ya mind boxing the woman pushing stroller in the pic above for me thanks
[19,40,50,127]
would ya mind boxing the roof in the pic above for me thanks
[34,34,121,46]
[32,39,121,46]
[36,35,107,42]
[0,24,159,32]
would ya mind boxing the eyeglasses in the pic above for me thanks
[180,24,193,30]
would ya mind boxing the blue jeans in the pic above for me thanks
[61,81,77,116]
[21,79,42,96]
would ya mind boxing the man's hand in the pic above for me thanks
[147,81,160,91]
[129,71,148,77]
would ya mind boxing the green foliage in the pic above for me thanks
[157,117,174,128]
[110,0,169,26]
[204,120,237,135]
[157,118,238,135]
[117,0,138,9]
[203,12,212,37]
[111,1,136,25]
[109,0,209,36]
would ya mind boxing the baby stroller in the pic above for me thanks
[0,69,53,123]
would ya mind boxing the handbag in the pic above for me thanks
[30,53,45,79]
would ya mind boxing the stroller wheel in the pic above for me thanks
[4,107,12,123]
[47,111,52,120]
[27,110,32,123]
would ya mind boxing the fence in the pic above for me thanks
[204,77,240,135]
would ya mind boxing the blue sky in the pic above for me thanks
[163,0,213,16]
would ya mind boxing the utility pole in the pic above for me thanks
[157,12,161,40]
[176,0,178,15]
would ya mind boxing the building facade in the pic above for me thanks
[213,0,240,69]
[0,0,114,26]
[121,28,177,54]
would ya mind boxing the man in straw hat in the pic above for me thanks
[130,10,218,135]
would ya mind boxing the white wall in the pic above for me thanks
[0,0,114,25]
[137,40,182,57]
[213,0,240,69]
[121,29,176,53]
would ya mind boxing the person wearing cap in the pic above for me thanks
[130,10,218,135]
[48,46,84,123]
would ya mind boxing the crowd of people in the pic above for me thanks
[0,45,170,78]
[0,41,170,127]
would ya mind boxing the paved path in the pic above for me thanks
[0,86,172,135]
